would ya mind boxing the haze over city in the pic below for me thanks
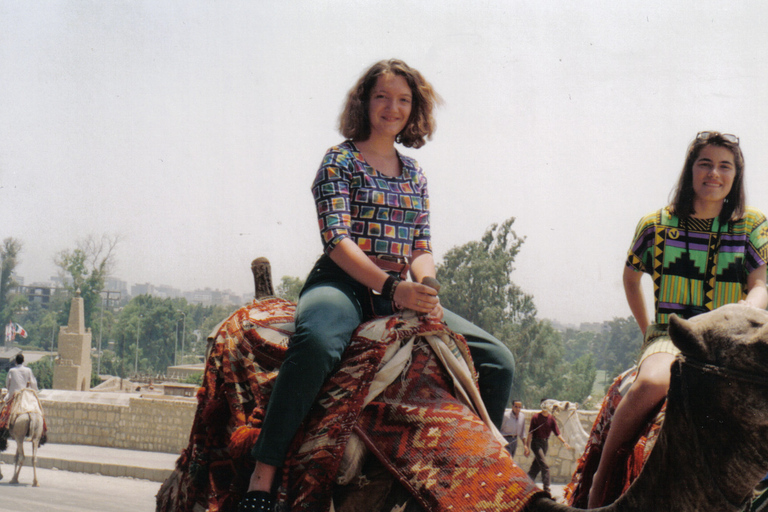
[3,1,768,325]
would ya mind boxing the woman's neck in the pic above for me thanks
[692,199,724,219]
[354,136,397,159]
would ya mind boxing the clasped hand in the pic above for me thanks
[393,281,442,319]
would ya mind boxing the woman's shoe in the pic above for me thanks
[238,490,275,512]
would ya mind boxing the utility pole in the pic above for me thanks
[134,314,142,376]
[178,311,186,365]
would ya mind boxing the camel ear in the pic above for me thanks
[668,314,708,359]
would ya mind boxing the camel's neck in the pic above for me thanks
[612,367,759,512]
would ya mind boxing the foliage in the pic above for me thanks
[30,357,54,390]
[54,234,119,330]
[277,276,304,303]
[561,317,643,377]
[0,237,23,328]
[436,218,595,407]
[109,295,233,377]
[437,218,535,332]
[181,372,203,386]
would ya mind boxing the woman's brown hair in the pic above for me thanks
[669,131,746,223]
[339,59,440,149]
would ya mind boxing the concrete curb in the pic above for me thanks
[0,452,173,483]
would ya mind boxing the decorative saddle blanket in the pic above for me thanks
[156,297,544,512]
[563,367,665,508]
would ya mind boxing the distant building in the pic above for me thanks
[183,287,243,306]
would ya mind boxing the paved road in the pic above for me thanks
[0,466,160,512]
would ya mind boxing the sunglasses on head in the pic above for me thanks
[696,131,739,145]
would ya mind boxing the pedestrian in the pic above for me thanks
[525,400,571,495]
[587,131,768,507]
[238,59,515,512]
[500,400,528,458]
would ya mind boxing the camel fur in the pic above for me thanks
[527,304,768,512]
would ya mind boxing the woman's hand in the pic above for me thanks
[393,281,439,315]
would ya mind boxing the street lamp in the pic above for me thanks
[97,294,105,375]
[134,314,142,376]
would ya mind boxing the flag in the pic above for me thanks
[5,322,13,343]
[14,323,27,338]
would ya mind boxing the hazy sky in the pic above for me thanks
[3,1,768,325]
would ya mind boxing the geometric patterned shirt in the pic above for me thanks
[626,206,768,324]
[312,140,431,259]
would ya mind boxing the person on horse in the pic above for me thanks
[238,59,516,512]
[587,132,768,507]
[0,353,39,430]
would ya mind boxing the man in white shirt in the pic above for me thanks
[4,353,38,402]
[500,400,528,459]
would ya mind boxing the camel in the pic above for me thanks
[528,304,768,511]
[157,259,768,511]
[0,387,45,487]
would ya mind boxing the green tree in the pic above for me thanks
[437,218,535,333]
[30,357,54,390]
[54,234,119,329]
[596,317,643,375]
[436,218,595,407]
[0,237,23,329]
[277,276,304,303]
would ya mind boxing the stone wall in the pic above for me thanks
[39,390,197,454]
[510,408,598,484]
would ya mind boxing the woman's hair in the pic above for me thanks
[339,59,440,149]
[669,131,746,222]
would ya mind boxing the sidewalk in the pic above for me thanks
[0,439,178,483]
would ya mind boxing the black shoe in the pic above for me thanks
[238,491,275,512]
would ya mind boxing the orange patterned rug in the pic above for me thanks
[157,298,542,512]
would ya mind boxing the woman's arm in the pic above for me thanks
[740,264,768,309]
[329,239,437,314]
[408,250,443,319]
[623,265,651,336]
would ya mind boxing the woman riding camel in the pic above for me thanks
[588,131,768,507]
[239,59,515,512]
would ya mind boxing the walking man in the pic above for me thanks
[500,400,528,459]
[525,400,571,494]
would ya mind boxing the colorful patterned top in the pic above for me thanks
[626,206,768,324]
[312,140,431,259]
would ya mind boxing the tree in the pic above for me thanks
[436,218,595,406]
[54,234,119,329]
[0,237,23,329]
[277,276,304,303]
[437,218,535,333]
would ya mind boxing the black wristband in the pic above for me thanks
[389,278,400,301]
[381,275,397,301]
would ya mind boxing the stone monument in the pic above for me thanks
[53,290,92,391]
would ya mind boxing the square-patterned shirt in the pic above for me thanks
[312,141,432,259]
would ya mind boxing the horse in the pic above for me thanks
[0,387,45,487]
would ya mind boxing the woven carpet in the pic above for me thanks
[157,298,542,512]
[563,368,664,508]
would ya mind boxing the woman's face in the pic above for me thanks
[691,144,736,210]
[367,73,412,141]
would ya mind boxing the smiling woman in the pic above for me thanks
[237,59,515,512]
[587,131,768,507]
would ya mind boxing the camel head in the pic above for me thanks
[668,303,768,380]
[667,304,768,506]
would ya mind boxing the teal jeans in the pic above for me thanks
[251,255,515,466]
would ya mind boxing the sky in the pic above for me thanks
[3,1,768,325]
